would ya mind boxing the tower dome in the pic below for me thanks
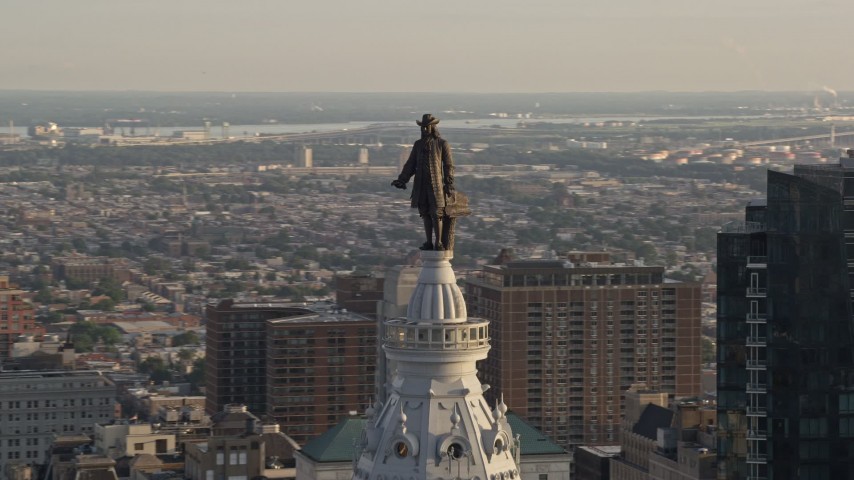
[352,251,519,480]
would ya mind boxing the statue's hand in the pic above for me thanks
[391,180,407,190]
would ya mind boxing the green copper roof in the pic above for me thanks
[301,412,566,463]
[506,412,567,456]
[300,417,366,462]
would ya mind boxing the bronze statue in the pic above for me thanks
[392,114,470,251]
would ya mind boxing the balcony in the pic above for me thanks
[746,453,768,464]
[746,383,767,393]
[746,256,768,268]
[746,336,767,347]
[747,429,767,440]
[746,360,767,370]
[746,406,767,417]
[746,287,767,298]
[746,313,767,324]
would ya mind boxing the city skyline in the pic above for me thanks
[2,0,853,93]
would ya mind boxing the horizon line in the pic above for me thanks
[0,88,845,96]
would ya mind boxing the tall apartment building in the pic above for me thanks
[464,255,701,449]
[0,370,116,468]
[717,154,854,480]
[0,275,41,360]
[206,300,377,444]
[205,300,316,416]
[334,272,385,318]
[266,309,376,444]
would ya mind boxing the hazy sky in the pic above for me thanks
[2,0,852,92]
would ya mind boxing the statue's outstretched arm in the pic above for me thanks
[396,147,418,186]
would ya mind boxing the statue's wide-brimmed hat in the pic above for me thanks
[416,114,440,126]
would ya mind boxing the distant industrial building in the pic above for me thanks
[296,145,313,168]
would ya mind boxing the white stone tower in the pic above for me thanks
[353,251,520,480]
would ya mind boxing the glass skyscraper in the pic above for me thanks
[717,155,854,480]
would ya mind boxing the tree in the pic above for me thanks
[38,311,64,324]
[71,237,87,252]
[186,358,205,393]
[634,243,659,264]
[64,277,89,290]
[34,288,53,304]
[138,356,166,374]
[69,321,122,352]
[93,277,124,302]
[177,349,195,362]
[224,258,252,271]
[143,257,172,275]
[138,356,172,384]
[91,298,116,312]
[171,331,200,347]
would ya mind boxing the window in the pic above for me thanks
[134,443,144,451]
[206,471,214,480]
[799,418,827,438]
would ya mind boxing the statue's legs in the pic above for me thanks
[433,215,444,251]
[421,216,434,250]
[441,216,456,252]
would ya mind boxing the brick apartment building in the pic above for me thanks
[0,275,42,359]
[464,253,701,449]
[205,300,376,444]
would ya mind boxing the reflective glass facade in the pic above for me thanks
[717,163,854,480]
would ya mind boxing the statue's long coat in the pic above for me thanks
[397,137,455,213]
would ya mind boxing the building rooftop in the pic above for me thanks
[505,412,567,455]
[632,403,675,440]
[299,415,366,463]
[301,412,565,463]
[577,445,621,457]
[267,310,372,325]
